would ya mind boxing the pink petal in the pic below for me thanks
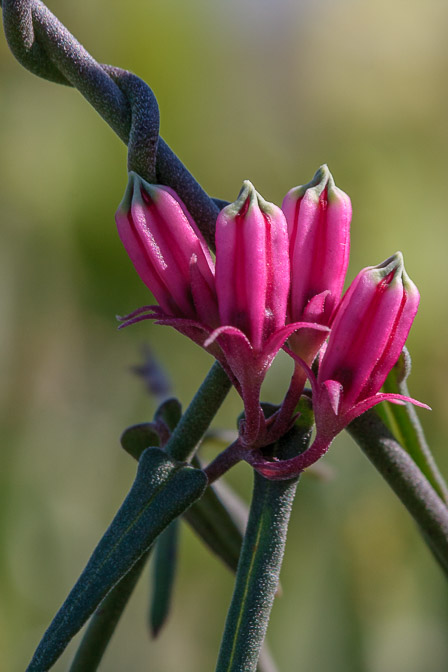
[264,321,329,364]
[343,392,431,427]
[204,324,252,350]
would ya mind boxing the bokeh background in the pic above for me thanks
[1,0,448,670]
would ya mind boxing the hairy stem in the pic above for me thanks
[215,470,298,672]
[1,0,220,244]
[348,410,448,575]
[166,361,232,463]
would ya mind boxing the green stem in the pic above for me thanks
[1,1,221,247]
[347,410,448,575]
[69,551,149,672]
[215,471,299,671]
[166,362,232,463]
[380,348,448,504]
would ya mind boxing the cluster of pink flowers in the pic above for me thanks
[115,166,428,479]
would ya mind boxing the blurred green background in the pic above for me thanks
[1,0,448,670]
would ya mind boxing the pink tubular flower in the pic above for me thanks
[270,166,351,434]
[116,175,327,447]
[208,180,328,445]
[316,252,420,414]
[215,180,290,347]
[252,252,430,479]
[115,172,219,327]
[283,164,351,330]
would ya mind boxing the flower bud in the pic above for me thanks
[250,252,428,480]
[282,165,351,326]
[215,181,290,351]
[318,251,420,411]
[115,172,218,325]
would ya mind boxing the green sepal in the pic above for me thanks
[27,448,207,671]
[149,518,180,637]
[378,348,448,504]
[294,394,314,431]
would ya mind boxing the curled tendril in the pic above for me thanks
[1,0,219,246]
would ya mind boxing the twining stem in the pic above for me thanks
[1,0,220,246]
[348,410,448,575]
[215,470,299,672]
[166,361,232,463]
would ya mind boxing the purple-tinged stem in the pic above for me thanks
[205,441,245,485]
[250,434,331,480]
[240,383,265,447]
[268,364,307,441]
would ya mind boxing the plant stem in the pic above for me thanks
[379,348,448,504]
[204,441,243,484]
[347,410,448,575]
[1,0,221,245]
[167,362,232,463]
[215,471,299,671]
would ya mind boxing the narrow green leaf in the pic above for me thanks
[120,399,182,461]
[123,446,245,574]
[69,551,150,672]
[149,519,180,637]
[379,348,448,504]
[120,423,161,460]
[184,474,245,573]
[27,448,207,671]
